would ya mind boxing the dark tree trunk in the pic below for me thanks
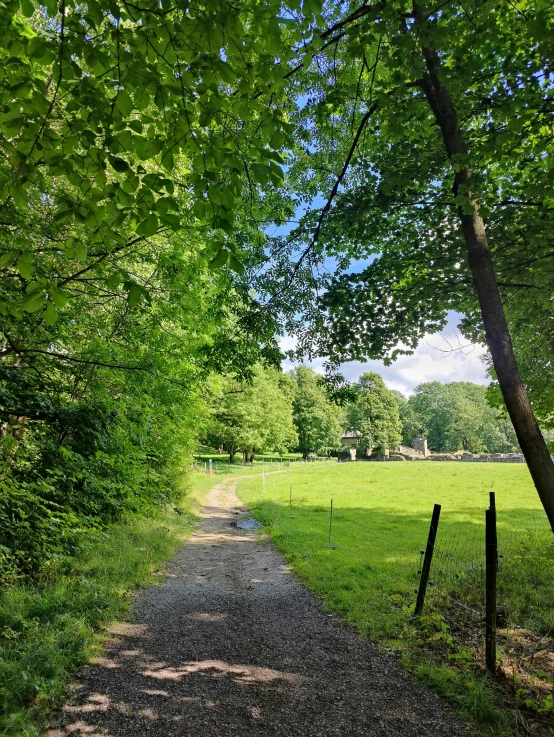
[414,3,554,531]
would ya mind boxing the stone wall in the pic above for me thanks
[408,451,528,463]
[397,444,423,458]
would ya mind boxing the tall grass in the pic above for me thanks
[0,487,204,737]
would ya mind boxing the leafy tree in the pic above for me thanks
[0,188,280,578]
[0,0,325,315]
[289,366,344,458]
[256,0,554,529]
[407,382,519,454]
[207,366,297,463]
[484,296,554,434]
[391,390,423,448]
[0,0,328,577]
[346,373,401,455]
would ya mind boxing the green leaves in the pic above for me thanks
[116,90,134,118]
[229,255,244,275]
[50,288,69,308]
[0,253,17,268]
[1,0,320,321]
[109,157,130,173]
[137,214,159,238]
[17,254,34,280]
[20,0,34,17]
[75,242,87,262]
[209,249,229,270]
[43,301,58,324]
[27,35,49,59]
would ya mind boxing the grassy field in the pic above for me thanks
[237,461,550,636]
[237,461,554,734]
[193,445,328,476]
[0,478,210,737]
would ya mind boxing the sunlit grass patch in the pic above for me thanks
[238,461,553,735]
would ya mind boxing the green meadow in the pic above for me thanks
[238,461,554,731]
[237,461,552,639]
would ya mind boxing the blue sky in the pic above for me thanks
[281,311,489,396]
[270,175,488,395]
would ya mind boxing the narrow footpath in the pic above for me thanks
[48,479,469,737]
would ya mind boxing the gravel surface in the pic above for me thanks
[47,479,471,737]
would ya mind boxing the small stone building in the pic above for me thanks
[341,431,362,448]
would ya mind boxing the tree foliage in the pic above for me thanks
[346,372,401,454]
[0,0,325,578]
[206,365,298,463]
[396,382,519,454]
[0,224,230,578]
[289,366,344,457]
[0,0,326,318]
[253,0,554,527]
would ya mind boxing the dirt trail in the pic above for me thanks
[47,479,469,737]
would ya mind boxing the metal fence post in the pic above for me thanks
[326,499,335,548]
[485,507,498,674]
[414,504,441,616]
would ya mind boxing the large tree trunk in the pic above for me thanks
[412,4,554,531]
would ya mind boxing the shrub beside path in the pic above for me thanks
[47,479,470,737]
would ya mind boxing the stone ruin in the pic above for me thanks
[395,441,528,463]
[342,432,535,464]
[413,438,428,457]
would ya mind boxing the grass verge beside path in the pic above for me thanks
[238,461,553,737]
[0,474,212,737]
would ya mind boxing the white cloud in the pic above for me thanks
[281,312,489,396]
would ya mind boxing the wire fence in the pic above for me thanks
[192,455,337,476]
[425,519,554,711]
[256,473,554,724]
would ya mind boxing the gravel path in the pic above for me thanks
[47,479,470,737]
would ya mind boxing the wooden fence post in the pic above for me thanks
[485,507,498,674]
[414,504,441,616]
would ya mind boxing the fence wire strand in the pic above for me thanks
[262,468,554,721]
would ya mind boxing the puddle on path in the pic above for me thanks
[236,517,262,530]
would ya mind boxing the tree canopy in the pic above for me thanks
[2,0,554,581]
[0,0,324,319]
[346,372,401,454]
[396,382,519,454]
[205,365,298,463]
[289,366,344,458]
[254,0,554,528]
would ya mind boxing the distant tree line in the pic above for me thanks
[205,367,525,461]
[393,382,519,454]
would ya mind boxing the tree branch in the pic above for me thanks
[8,349,189,389]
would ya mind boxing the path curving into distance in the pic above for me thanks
[47,479,469,737]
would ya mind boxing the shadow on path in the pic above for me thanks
[47,480,469,737]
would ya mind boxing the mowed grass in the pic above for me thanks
[237,461,552,642]
[193,445,325,476]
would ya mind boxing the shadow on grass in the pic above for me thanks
[245,500,553,640]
